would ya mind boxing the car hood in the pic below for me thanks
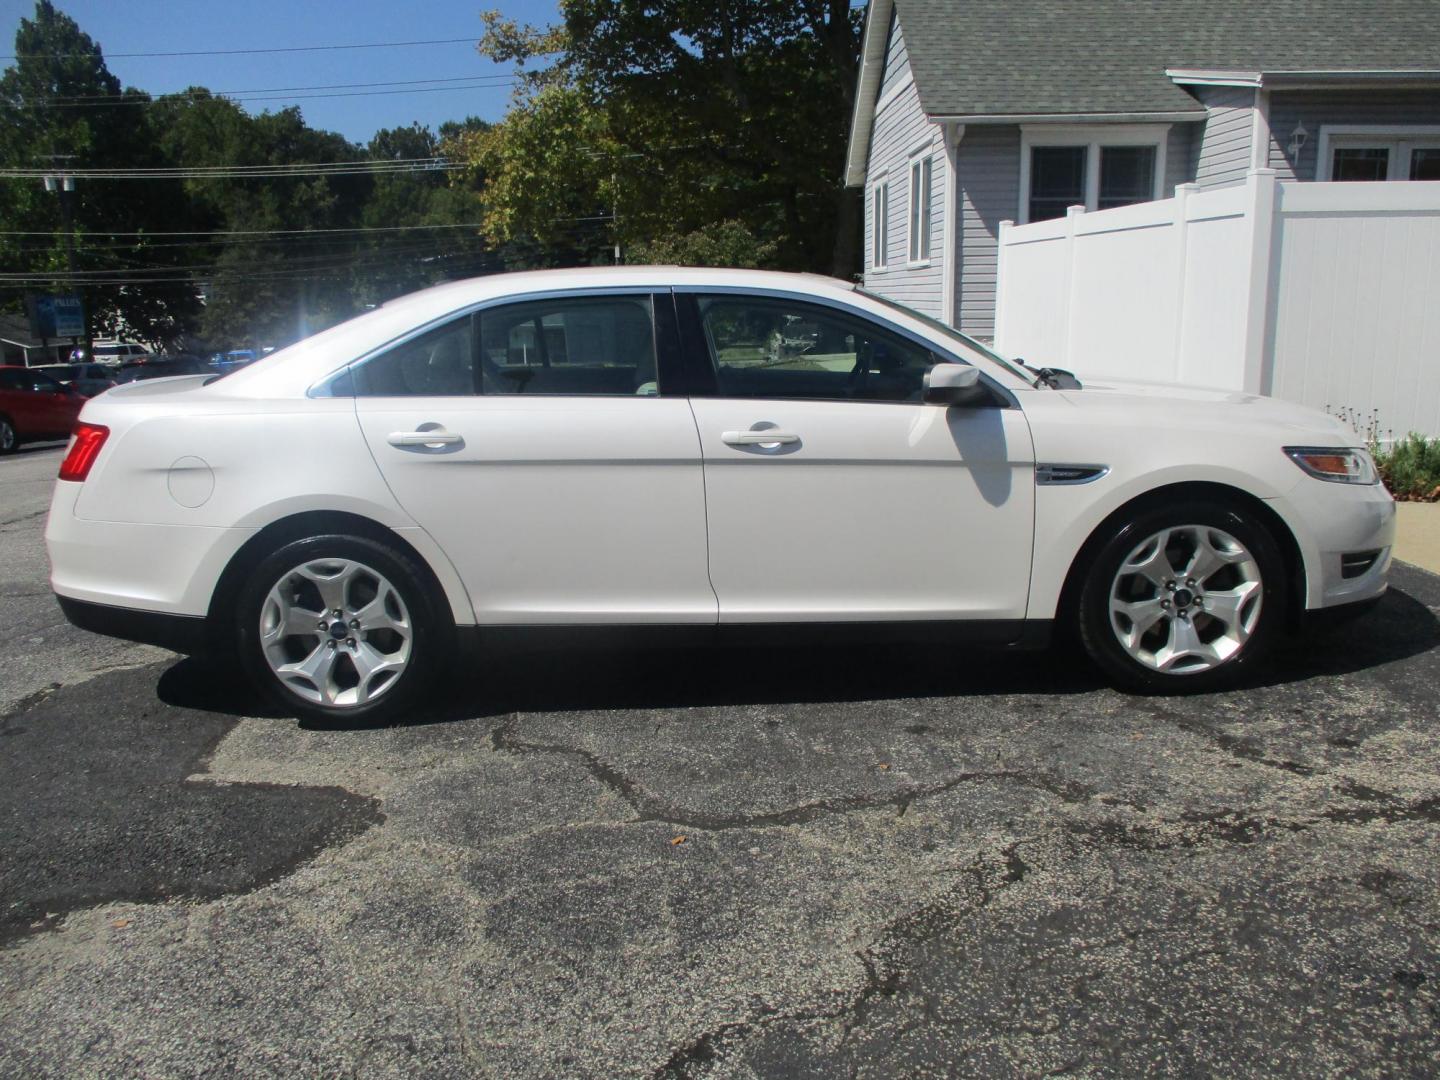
[1055,377,1360,444]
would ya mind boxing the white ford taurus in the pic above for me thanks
[46,267,1395,722]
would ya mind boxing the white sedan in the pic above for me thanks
[46,268,1395,722]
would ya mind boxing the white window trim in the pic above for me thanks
[1316,124,1440,181]
[870,174,890,271]
[906,150,934,267]
[1017,123,1170,223]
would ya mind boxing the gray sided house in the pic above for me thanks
[846,0,1440,338]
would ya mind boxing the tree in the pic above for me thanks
[0,1,203,345]
[454,1,862,276]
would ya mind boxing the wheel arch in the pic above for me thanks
[206,509,468,646]
[1054,481,1307,637]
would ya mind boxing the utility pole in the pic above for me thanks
[43,155,84,361]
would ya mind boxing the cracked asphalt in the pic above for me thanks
[3,444,1440,1078]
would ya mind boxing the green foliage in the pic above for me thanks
[1375,434,1440,502]
[0,0,203,345]
[0,4,501,350]
[457,0,862,274]
[628,220,778,268]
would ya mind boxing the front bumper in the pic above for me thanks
[1272,478,1396,610]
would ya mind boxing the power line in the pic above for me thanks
[27,79,520,109]
[1,36,483,61]
[0,222,489,238]
[0,159,464,180]
[34,74,511,103]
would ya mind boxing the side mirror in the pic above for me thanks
[923,363,991,407]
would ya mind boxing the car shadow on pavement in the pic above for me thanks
[155,575,1439,731]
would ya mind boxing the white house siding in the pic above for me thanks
[878,8,909,97]
[953,126,1020,338]
[1165,123,1198,196]
[862,24,946,319]
[1267,89,1440,180]
[1193,86,1256,188]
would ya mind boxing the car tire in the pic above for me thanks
[1077,500,1287,694]
[0,415,16,455]
[234,533,452,724]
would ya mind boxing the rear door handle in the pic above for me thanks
[387,430,462,448]
[721,431,800,446]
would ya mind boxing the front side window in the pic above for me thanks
[908,155,933,262]
[697,295,940,403]
[478,296,657,396]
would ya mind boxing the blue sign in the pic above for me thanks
[25,293,85,339]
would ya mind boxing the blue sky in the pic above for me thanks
[0,0,564,144]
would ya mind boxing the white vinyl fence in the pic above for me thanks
[994,170,1440,439]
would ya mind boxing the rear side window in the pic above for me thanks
[478,296,657,396]
[352,317,476,397]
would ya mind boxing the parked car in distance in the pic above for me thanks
[71,342,151,367]
[0,364,84,453]
[32,362,118,398]
[113,355,212,384]
[46,268,1395,723]
[211,349,258,374]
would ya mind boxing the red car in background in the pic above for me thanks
[0,365,85,454]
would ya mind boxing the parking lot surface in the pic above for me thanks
[3,445,1439,1078]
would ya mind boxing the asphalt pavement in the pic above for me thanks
[2,443,1439,1079]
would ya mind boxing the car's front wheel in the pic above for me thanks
[1077,501,1287,693]
[235,534,451,724]
[0,416,16,455]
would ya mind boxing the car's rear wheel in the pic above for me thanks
[235,534,451,724]
[1077,500,1286,693]
[0,416,16,455]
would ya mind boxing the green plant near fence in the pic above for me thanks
[1377,433,1440,502]
[1326,407,1440,502]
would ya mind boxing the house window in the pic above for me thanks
[1319,128,1440,182]
[1029,147,1087,222]
[908,154,932,263]
[1020,126,1167,222]
[871,181,889,269]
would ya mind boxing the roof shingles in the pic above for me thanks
[894,0,1440,118]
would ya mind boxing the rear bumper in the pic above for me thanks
[55,594,207,654]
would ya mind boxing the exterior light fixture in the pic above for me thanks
[1287,123,1309,159]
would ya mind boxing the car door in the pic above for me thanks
[679,290,1036,624]
[350,291,716,625]
[25,369,81,432]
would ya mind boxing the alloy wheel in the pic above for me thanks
[258,557,412,708]
[1107,524,1263,675]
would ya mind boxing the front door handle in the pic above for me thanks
[387,429,462,448]
[721,430,800,446]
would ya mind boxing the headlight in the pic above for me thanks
[1283,446,1379,485]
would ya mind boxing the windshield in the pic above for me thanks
[857,289,1033,383]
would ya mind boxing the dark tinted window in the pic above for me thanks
[354,317,475,397]
[697,296,939,403]
[1098,146,1156,209]
[479,296,656,396]
[1029,146,1086,222]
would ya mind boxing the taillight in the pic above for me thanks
[59,422,109,482]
